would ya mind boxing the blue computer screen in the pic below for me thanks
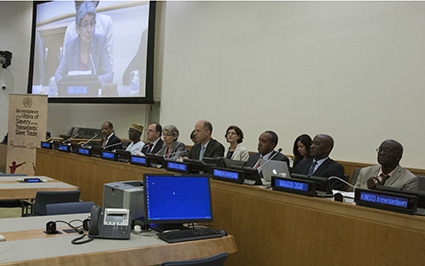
[144,175,212,223]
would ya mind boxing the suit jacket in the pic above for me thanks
[55,34,113,87]
[103,134,122,151]
[246,151,290,168]
[188,138,225,160]
[156,141,186,160]
[354,165,418,191]
[225,144,249,161]
[292,158,345,190]
[141,138,164,155]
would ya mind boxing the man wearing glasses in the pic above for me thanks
[354,139,418,190]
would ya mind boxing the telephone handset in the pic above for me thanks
[88,205,131,240]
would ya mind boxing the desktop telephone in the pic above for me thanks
[88,205,131,240]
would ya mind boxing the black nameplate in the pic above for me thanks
[211,167,244,184]
[272,176,316,197]
[101,151,117,161]
[41,141,52,149]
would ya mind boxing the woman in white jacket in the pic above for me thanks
[224,125,249,161]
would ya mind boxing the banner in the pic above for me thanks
[7,94,47,175]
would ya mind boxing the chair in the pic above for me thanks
[46,201,95,215]
[160,252,228,266]
[22,190,81,216]
[347,168,361,192]
[416,175,425,191]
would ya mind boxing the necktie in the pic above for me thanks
[102,138,107,148]
[199,145,206,160]
[307,161,317,176]
[147,144,153,154]
[379,173,390,185]
[254,156,263,169]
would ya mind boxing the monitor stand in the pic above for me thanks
[149,223,187,232]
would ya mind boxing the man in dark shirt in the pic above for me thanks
[292,134,345,190]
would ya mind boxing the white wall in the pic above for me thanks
[159,1,425,168]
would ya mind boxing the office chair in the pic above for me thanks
[0,174,27,208]
[347,168,361,192]
[22,190,81,216]
[416,175,425,191]
[160,252,228,266]
[46,201,95,215]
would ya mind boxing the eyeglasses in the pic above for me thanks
[80,19,96,30]
[376,147,392,154]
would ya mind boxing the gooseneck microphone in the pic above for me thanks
[328,176,355,190]
[102,142,122,150]
[257,148,283,171]
[81,133,99,147]
[89,54,96,75]
[62,134,80,144]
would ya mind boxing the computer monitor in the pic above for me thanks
[291,173,333,196]
[143,174,213,232]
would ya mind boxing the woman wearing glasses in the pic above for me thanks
[156,125,186,160]
[224,125,249,161]
[55,1,113,89]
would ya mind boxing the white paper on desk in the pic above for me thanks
[333,191,355,198]
[68,70,92,76]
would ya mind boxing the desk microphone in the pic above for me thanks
[162,149,185,159]
[62,134,80,144]
[102,142,122,150]
[257,148,283,171]
[89,54,96,75]
[81,133,99,147]
[328,176,355,190]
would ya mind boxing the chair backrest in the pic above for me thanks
[348,168,361,192]
[416,175,425,191]
[46,201,95,215]
[160,252,228,266]
[34,191,80,215]
[0,174,27,176]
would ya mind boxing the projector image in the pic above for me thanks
[103,181,144,220]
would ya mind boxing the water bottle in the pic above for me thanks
[48,76,58,97]
[130,70,140,94]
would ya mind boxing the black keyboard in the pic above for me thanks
[157,227,226,243]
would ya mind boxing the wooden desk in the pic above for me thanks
[36,149,425,266]
[0,176,78,200]
[0,213,237,266]
[0,143,7,172]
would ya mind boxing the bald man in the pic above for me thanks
[354,139,418,191]
[188,120,224,160]
[292,134,345,190]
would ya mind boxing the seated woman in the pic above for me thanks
[55,1,113,88]
[156,125,186,160]
[292,134,312,168]
[224,126,249,161]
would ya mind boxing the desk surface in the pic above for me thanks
[0,214,237,266]
[0,175,78,200]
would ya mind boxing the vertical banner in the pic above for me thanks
[7,94,48,175]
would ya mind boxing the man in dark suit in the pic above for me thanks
[188,120,225,160]
[141,122,163,155]
[246,131,289,170]
[292,134,345,190]
[101,121,122,151]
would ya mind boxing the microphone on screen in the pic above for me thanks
[89,54,96,75]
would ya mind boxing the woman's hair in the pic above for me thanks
[76,1,96,26]
[293,134,312,166]
[163,125,179,140]
[225,125,244,144]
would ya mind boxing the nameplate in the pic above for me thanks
[77,147,92,157]
[130,155,148,166]
[101,151,117,161]
[354,188,418,214]
[211,167,244,184]
[272,176,316,197]
[165,161,190,173]
[57,144,71,152]
[41,141,52,149]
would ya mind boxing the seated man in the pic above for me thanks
[246,131,289,171]
[141,122,163,155]
[125,123,145,155]
[354,139,418,190]
[101,121,122,151]
[188,120,225,160]
[292,134,345,190]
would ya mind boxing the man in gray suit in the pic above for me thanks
[355,139,418,190]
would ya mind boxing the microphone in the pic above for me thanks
[102,142,122,150]
[81,133,99,147]
[328,176,355,190]
[162,149,185,159]
[257,148,283,171]
[89,54,96,75]
[62,134,80,144]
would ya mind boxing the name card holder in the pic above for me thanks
[41,141,52,149]
[354,188,418,215]
[57,144,71,152]
[130,155,148,166]
[211,167,245,184]
[165,160,191,173]
[77,147,92,157]
[272,176,316,197]
[101,151,117,161]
